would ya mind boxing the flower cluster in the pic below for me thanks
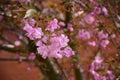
[36,34,74,59]
[23,18,75,59]
[90,55,115,80]
[98,30,109,48]
[78,29,110,48]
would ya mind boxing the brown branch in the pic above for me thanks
[54,59,69,80]
[0,33,14,44]
[64,0,85,80]
[0,57,28,61]
[0,43,26,53]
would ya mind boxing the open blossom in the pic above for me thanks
[37,43,62,59]
[84,14,95,24]
[50,34,69,48]
[100,39,109,48]
[98,30,108,39]
[102,7,109,16]
[88,41,96,46]
[23,23,43,40]
[60,47,75,57]
[78,30,91,40]
[37,45,48,59]
[48,44,62,58]
[46,18,60,32]
[67,23,74,32]
[28,52,36,60]
[59,21,65,27]
[93,7,101,15]
[111,34,116,38]
[26,28,43,40]
[41,36,48,43]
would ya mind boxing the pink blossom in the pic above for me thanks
[90,56,106,80]
[50,34,69,48]
[19,57,22,62]
[79,21,86,27]
[90,56,104,71]
[61,47,75,57]
[70,77,75,80]
[100,39,109,48]
[26,28,43,40]
[46,18,60,32]
[27,67,31,71]
[48,45,62,58]
[28,52,36,60]
[98,31,108,39]
[37,45,48,59]
[107,70,115,80]
[88,41,96,46]
[19,35,24,40]
[59,21,65,27]
[78,30,91,40]
[111,34,116,38]
[14,40,21,46]
[59,34,69,47]
[93,7,101,15]
[41,36,48,43]
[27,18,36,26]
[23,23,43,40]
[36,40,43,47]
[37,44,62,59]
[67,23,74,32]
[84,14,95,24]
[102,7,109,16]
[90,55,115,80]
[23,23,33,32]
[94,56,104,64]
[94,74,107,80]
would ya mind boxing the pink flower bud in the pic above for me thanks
[14,40,21,46]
